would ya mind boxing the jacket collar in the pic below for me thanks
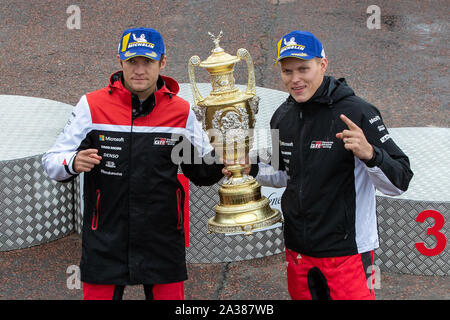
[107,71,180,97]
[287,76,355,110]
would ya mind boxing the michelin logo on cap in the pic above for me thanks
[280,37,305,55]
[275,30,325,64]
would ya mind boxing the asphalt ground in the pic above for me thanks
[0,0,449,301]
[1,234,450,300]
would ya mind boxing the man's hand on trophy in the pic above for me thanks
[222,156,251,178]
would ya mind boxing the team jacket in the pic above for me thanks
[42,71,223,284]
[254,76,413,257]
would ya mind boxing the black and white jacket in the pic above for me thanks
[253,76,413,257]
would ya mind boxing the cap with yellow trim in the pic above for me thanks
[274,30,325,65]
[118,27,165,61]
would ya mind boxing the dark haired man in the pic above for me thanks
[43,27,223,300]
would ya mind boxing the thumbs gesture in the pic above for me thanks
[73,149,102,173]
[336,114,373,161]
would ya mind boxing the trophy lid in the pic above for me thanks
[200,31,240,70]
[188,31,256,107]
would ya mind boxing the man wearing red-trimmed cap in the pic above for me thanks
[247,30,413,299]
[43,27,224,300]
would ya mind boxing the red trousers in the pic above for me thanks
[286,248,376,300]
[83,281,184,300]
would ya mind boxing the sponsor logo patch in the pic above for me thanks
[145,51,157,58]
[280,37,306,55]
[99,135,125,143]
[380,134,391,143]
[103,153,119,159]
[291,52,308,57]
[124,51,136,57]
[126,34,155,49]
[280,140,294,147]
[369,116,381,124]
[154,137,177,146]
[310,141,334,149]
[105,161,116,169]
[101,169,122,176]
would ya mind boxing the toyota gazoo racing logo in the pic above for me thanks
[310,141,334,149]
[154,137,177,146]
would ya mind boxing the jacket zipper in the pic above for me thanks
[128,93,137,280]
[91,189,100,230]
[298,110,304,209]
[342,197,350,240]
[176,189,183,230]
[298,110,307,251]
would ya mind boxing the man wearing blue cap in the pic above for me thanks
[43,27,224,300]
[244,31,413,299]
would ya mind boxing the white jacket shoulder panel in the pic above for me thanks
[42,95,93,181]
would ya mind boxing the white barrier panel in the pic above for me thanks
[0,95,75,251]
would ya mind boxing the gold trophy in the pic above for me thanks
[188,31,282,235]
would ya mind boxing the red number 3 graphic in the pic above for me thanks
[415,210,447,256]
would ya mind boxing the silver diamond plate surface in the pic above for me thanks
[0,156,74,251]
[73,175,83,235]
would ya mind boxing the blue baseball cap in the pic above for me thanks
[118,27,165,61]
[275,30,325,65]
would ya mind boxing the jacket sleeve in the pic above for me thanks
[253,162,288,188]
[42,95,93,182]
[252,108,288,188]
[179,109,224,186]
[360,106,413,195]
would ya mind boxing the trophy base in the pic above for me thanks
[208,176,283,235]
[208,207,282,235]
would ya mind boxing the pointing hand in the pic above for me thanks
[336,114,373,161]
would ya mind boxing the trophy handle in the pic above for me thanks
[237,48,256,96]
[188,55,204,105]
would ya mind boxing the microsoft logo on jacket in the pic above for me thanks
[98,134,125,143]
